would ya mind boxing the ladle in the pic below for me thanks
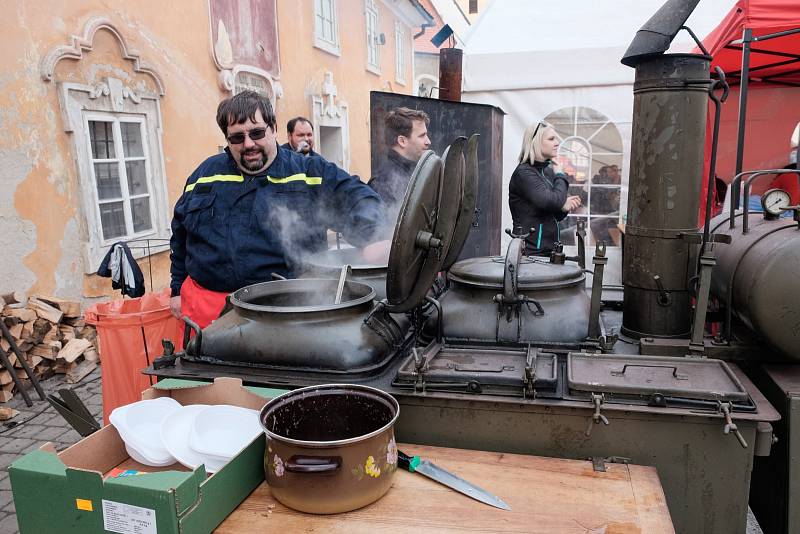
[334,264,352,304]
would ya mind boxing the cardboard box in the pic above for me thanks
[10,377,287,534]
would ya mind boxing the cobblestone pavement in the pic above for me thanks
[0,367,101,534]
[0,366,766,533]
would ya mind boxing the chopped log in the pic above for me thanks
[43,329,62,344]
[8,323,23,340]
[83,347,99,363]
[6,308,36,323]
[29,298,63,324]
[0,370,11,385]
[20,321,33,340]
[35,295,81,318]
[0,407,19,420]
[66,359,97,384]
[58,324,77,341]
[0,389,13,403]
[64,317,86,328]
[16,341,33,353]
[35,363,54,381]
[0,338,9,353]
[30,343,60,360]
[2,316,20,327]
[1,291,28,309]
[28,318,52,345]
[58,338,93,364]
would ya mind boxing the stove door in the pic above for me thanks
[394,343,557,397]
[566,353,752,409]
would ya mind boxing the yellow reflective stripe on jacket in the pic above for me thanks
[184,174,244,192]
[267,173,322,185]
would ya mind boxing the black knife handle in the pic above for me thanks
[398,450,421,472]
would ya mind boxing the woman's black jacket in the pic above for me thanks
[508,160,569,255]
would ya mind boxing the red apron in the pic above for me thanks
[179,276,229,345]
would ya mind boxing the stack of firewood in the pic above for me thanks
[0,292,99,402]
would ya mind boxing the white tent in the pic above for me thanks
[462,0,735,288]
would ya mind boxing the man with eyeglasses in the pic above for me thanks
[169,90,385,331]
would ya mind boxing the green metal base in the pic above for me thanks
[748,364,800,534]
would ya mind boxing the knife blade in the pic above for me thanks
[397,450,511,510]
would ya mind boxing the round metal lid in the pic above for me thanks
[385,139,465,312]
[301,247,387,275]
[441,133,479,271]
[448,255,585,290]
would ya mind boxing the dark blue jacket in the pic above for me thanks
[170,146,383,296]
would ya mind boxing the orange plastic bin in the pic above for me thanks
[85,289,182,424]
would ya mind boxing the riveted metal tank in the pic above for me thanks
[621,53,710,339]
[709,209,800,361]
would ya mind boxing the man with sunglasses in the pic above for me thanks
[169,91,385,330]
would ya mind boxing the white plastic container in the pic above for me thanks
[160,404,226,473]
[189,405,261,460]
[110,397,182,466]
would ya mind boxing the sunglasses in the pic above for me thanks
[226,127,268,145]
[532,121,547,138]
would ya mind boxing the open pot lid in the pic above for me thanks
[385,138,465,312]
[441,133,479,271]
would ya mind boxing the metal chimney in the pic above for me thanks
[620,0,711,338]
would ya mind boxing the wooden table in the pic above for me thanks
[217,444,674,533]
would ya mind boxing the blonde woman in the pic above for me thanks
[509,122,582,255]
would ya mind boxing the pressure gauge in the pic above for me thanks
[761,188,791,217]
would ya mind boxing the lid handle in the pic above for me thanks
[611,363,688,380]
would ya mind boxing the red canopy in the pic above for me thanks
[703,0,800,85]
[698,0,800,225]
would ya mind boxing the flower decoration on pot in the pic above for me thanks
[365,455,381,478]
[386,437,398,465]
[272,454,285,477]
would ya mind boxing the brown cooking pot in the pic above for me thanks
[260,384,400,514]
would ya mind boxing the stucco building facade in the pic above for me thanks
[0,0,430,302]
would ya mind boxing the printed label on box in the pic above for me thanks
[102,500,157,534]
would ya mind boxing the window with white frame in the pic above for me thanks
[58,77,170,272]
[543,106,625,247]
[395,22,406,85]
[315,0,340,56]
[86,115,155,241]
[365,0,380,73]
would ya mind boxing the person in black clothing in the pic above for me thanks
[368,107,431,223]
[509,121,582,255]
[281,116,319,157]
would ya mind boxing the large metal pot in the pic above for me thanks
[438,254,590,345]
[184,279,407,372]
[260,384,400,514]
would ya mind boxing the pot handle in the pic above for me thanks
[285,456,341,474]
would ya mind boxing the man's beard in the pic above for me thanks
[239,147,268,173]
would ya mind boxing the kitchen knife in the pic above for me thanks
[397,450,511,511]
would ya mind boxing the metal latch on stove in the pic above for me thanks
[590,456,631,472]
[718,401,748,449]
[585,393,610,436]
